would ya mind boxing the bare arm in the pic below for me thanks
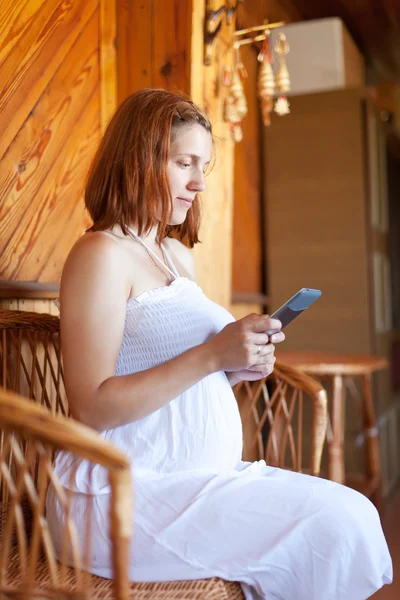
[60,235,280,432]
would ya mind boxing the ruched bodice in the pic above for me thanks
[110,277,243,475]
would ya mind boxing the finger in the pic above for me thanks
[264,318,282,333]
[259,343,275,357]
[247,363,275,376]
[269,331,285,344]
[253,354,276,367]
[252,342,275,357]
[245,315,281,333]
[261,367,274,377]
[252,342,274,359]
[247,363,271,371]
[252,333,270,346]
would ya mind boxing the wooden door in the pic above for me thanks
[263,89,372,355]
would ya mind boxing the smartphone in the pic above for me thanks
[266,288,322,335]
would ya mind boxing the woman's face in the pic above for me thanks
[166,123,212,225]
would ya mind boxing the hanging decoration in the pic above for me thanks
[274,33,291,116]
[222,21,291,141]
[257,32,275,126]
[223,45,248,142]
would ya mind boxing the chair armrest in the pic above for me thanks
[0,386,129,470]
[234,360,328,476]
[0,386,132,600]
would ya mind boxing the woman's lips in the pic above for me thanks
[178,197,193,207]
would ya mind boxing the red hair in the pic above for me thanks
[85,89,212,247]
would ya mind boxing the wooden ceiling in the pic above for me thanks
[239,0,400,82]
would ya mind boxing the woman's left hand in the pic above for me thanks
[226,330,285,386]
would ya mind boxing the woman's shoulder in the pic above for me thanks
[69,230,126,258]
[61,231,131,306]
[63,231,129,278]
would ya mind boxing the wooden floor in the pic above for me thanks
[372,492,399,599]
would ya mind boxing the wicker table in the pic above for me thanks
[277,351,388,510]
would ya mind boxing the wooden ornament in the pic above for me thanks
[232,123,243,142]
[274,32,291,116]
[224,94,243,142]
[257,43,275,126]
[237,61,248,80]
[222,66,232,86]
[274,96,290,116]
[224,94,239,123]
[230,70,248,119]
[275,59,290,94]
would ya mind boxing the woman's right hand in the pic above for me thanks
[206,314,282,372]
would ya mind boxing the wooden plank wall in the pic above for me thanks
[0,1,99,285]
[117,0,235,309]
[190,0,235,309]
[117,0,192,99]
[0,0,302,313]
[0,0,117,312]
[230,41,264,321]
[117,0,302,312]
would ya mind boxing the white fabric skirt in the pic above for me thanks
[47,461,393,600]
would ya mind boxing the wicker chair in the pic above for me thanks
[0,386,245,599]
[0,309,68,417]
[0,309,328,598]
[236,360,327,475]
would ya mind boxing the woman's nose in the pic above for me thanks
[188,171,206,192]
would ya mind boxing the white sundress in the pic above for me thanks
[46,231,392,600]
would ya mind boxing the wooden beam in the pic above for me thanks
[0,282,60,299]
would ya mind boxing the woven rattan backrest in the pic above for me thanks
[0,310,67,417]
[0,387,132,600]
[234,360,327,476]
[0,311,68,525]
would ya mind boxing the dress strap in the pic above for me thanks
[160,243,180,278]
[127,227,178,280]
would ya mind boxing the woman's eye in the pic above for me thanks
[178,162,191,168]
